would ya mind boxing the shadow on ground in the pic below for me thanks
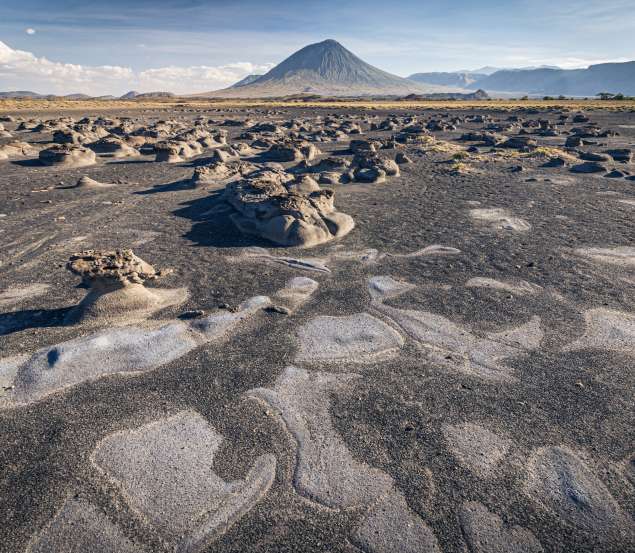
[0,306,74,336]
[135,178,196,195]
[173,190,274,248]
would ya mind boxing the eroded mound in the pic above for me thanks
[224,170,354,248]
[38,144,97,168]
[65,249,186,324]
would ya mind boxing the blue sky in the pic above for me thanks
[0,0,633,94]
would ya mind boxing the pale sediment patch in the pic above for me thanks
[368,276,542,381]
[230,244,459,274]
[249,366,393,508]
[92,410,276,551]
[469,208,531,232]
[352,489,441,553]
[385,244,461,259]
[376,303,541,381]
[459,502,544,553]
[562,308,635,356]
[442,423,511,478]
[295,313,404,365]
[270,277,319,314]
[0,283,50,309]
[525,446,635,543]
[248,366,440,550]
[368,275,417,303]
[27,497,144,553]
[466,277,542,296]
[328,247,381,264]
[231,247,331,274]
[573,246,635,268]
[3,295,271,407]
[0,354,29,407]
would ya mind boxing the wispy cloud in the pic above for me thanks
[0,41,272,95]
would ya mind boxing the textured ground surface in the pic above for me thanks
[0,105,634,553]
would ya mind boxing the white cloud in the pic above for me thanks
[138,62,274,94]
[0,41,272,95]
[25,28,36,35]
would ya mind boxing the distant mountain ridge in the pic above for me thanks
[471,62,635,95]
[408,62,635,96]
[0,90,176,100]
[0,91,96,99]
[197,39,458,98]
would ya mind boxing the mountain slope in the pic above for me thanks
[471,62,635,95]
[196,39,457,98]
[229,74,264,88]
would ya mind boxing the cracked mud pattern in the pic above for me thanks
[0,105,634,553]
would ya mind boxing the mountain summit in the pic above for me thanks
[199,39,455,98]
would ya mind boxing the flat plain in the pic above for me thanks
[0,99,634,553]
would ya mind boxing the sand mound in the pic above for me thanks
[65,249,187,324]
[89,136,140,158]
[39,144,97,168]
[225,173,354,248]
[92,411,276,550]
[0,141,37,160]
[191,160,257,186]
[155,140,202,163]
[75,175,117,189]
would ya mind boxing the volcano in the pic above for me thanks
[197,39,457,98]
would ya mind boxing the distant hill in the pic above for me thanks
[403,89,489,101]
[470,62,635,96]
[408,72,487,88]
[120,91,175,99]
[229,74,264,88]
[0,91,96,100]
[63,93,92,100]
[405,62,635,96]
[135,91,175,99]
[195,39,458,98]
[0,90,45,99]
